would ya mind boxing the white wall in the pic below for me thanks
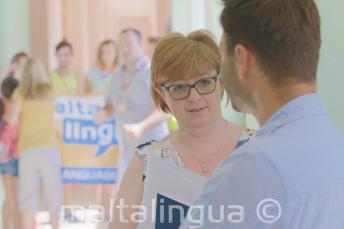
[0,0,30,79]
[316,0,344,131]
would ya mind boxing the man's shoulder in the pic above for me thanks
[214,146,283,188]
[221,127,344,197]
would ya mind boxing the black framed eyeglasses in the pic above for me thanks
[161,74,220,100]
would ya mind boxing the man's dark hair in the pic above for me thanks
[120,28,142,42]
[1,77,19,99]
[56,40,73,54]
[221,0,321,85]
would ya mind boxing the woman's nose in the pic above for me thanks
[187,87,202,101]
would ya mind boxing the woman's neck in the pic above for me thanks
[57,67,69,77]
[178,117,228,147]
[101,64,116,74]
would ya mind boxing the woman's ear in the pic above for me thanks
[219,79,225,97]
[155,85,165,102]
[154,85,170,113]
[160,90,170,110]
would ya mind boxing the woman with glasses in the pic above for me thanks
[110,30,255,228]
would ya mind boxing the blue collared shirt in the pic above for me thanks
[180,93,344,229]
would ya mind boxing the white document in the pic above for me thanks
[137,154,207,229]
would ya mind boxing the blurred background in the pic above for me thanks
[0,0,343,227]
[1,0,343,129]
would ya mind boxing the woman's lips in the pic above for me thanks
[188,107,206,112]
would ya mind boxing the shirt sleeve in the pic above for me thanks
[140,68,155,107]
[180,151,287,229]
[11,88,23,105]
[5,123,18,140]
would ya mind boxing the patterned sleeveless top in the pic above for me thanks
[136,129,257,182]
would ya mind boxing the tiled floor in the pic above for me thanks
[0,180,110,229]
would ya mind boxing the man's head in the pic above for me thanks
[220,0,321,113]
[55,40,73,69]
[118,28,143,66]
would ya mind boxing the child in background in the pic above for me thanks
[84,39,119,219]
[0,77,20,229]
[6,57,63,229]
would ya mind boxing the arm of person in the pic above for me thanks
[121,69,170,140]
[93,102,115,124]
[83,78,92,95]
[123,109,170,141]
[1,63,16,80]
[180,151,286,229]
[109,154,145,229]
[4,101,21,125]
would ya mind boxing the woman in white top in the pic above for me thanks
[110,30,255,228]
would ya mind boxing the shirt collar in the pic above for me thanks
[121,56,149,72]
[257,93,328,136]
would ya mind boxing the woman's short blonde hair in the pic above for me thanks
[151,30,221,113]
[19,57,52,99]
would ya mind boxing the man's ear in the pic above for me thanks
[234,44,250,80]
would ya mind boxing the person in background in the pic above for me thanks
[94,28,169,185]
[50,40,80,223]
[7,57,63,229]
[50,40,78,96]
[84,39,119,94]
[147,35,179,133]
[83,39,119,218]
[110,30,256,229]
[0,77,20,229]
[181,0,344,228]
[1,52,27,80]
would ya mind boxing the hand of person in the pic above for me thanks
[93,109,109,124]
[115,103,127,115]
[2,63,18,78]
[123,123,144,141]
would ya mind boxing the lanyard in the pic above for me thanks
[121,59,148,93]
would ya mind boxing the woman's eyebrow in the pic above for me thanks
[188,74,214,82]
[166,73,214,85]
[165,79,186,85]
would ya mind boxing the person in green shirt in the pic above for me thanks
[50,40,79,223]
[50,40,78,96]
